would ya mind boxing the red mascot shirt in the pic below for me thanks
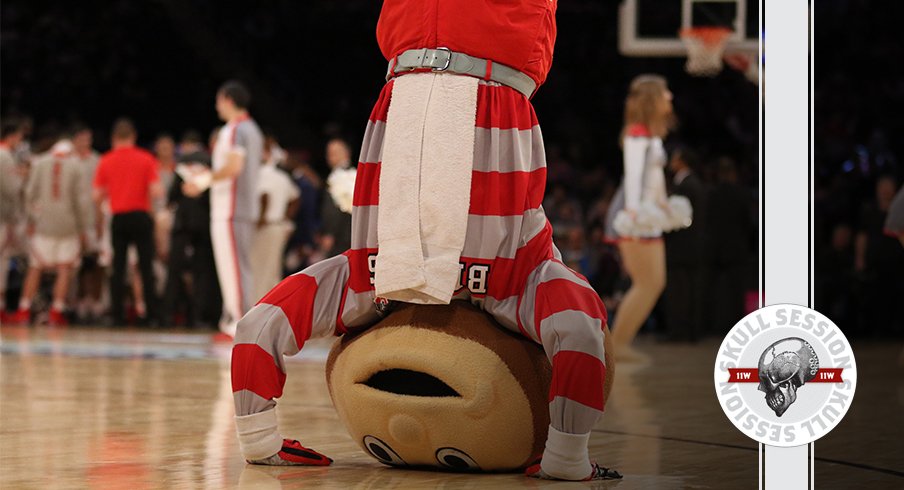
[377,0,558,88]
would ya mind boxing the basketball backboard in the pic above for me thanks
[619,0,760,57]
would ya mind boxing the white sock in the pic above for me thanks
[18,298,31,311]
[235,410,283,461]
[52,300,66,312]
[540,426,592,480]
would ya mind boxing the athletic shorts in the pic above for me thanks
[29,234,81,268]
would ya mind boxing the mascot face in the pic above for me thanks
[326,303,553,471]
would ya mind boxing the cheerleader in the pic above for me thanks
[605,75,691,362]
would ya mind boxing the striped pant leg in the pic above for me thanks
[503,259,610,477]
[231,253,376,417]
[211,219,255,336]
[517,259,610,434]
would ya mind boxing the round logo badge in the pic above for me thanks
[713,304,857,447]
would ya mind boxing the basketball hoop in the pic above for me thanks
[724,52,760,84]
[680,27,732,76]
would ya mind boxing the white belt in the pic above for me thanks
[386,47,537,98]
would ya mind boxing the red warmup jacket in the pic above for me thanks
[377,0,558,88]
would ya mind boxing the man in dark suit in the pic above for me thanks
[705,158,753,336]
[160,130,221,327]
[320,138,353,258]
[664,147,707,341]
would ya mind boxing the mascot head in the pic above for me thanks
[326,302,555,471]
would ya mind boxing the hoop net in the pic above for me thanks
[680,27,732,76]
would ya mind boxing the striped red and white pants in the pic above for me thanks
[212,219,255,336]
[232,78,609,442]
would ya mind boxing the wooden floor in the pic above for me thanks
[1,325,901,489]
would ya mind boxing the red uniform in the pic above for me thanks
[377,0,557,87]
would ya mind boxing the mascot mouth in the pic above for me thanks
[361,369,461,397]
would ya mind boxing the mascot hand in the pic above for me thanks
[248,439,333,466]
[525,459,622,481]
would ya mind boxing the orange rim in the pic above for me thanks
[679,27,733,46]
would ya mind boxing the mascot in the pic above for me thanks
[231,0,621,481]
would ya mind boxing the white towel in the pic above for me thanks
[375,73,478,304]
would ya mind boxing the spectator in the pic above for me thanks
[93,118,162,325]
[184,81,264,340]
[320,138,353,258]
[284,153,322,273]
[0,118,26,316]
[705,158,752,335]
[815,223,856,329]
[161,130,221,327]
[153,133,177,267]
[854,176,904,335]
[885,185,904,247]
[154,134,178,210]
[664,147,707,341]
[263,133,288,168]
[250,157,300,301]
[10,140,90,325]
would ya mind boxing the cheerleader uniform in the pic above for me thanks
[605,124,691,242]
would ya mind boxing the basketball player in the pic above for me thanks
[184,81,263,340]
[10,140,90,326]
[0,118,26,317]
[70,124,105,322]
[230,2,620,481]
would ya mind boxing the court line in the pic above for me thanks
[592,429,904,478]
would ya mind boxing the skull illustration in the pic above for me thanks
[757,338,819,417]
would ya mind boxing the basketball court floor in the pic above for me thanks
[0,325,900,489]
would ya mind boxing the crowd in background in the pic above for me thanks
[0,109,763,342]
[2,0,902,338]
[812,0,904,336]
[0,116,356,330]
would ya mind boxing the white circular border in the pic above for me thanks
[713,304,858,447]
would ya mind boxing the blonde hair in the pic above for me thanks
[621,74,675,142]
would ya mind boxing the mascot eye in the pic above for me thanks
[363,436,406,466]
[363,369,460,397]
[435,448,480,471]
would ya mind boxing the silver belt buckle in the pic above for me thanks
[430,47,452,72]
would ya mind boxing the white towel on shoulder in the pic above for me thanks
[375,73,478,304]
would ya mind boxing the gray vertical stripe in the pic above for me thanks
[232,220,257,315]
[359,121,386,164]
